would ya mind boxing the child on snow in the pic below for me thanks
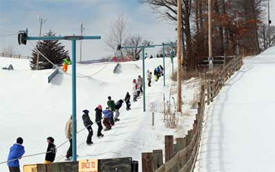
[44,137,56,164]
[95,105,104,137]
[132,79,138,101]
[114,99,123,121]
[137,75,143,93]
[7,137,25,172]
[124,92,131,111]
[65,116,72,159]
[103,107,113,130]
[82,110,94,145]
[147,70,152,87]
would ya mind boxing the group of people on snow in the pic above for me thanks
[6,65,163,171]
[7,137,56,172]
[64,95,130,160]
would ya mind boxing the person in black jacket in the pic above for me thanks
[124,92,131,111]
[82,110,93,145]
[95,105,104,137]
[114,99,123,121]
[44,137,56,164]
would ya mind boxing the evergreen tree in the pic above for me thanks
[30,31,70,70]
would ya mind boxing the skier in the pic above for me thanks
[107,96,116,112]
[82,110,94,145]
[95,105,104,137]
[65,116,72,159]
[114,99,123,121]
[132,79,138,101]
[44,137,56,164]
[124,92,131,111]
[137,75,143,93]
[7,137,25,172]
[147,70,152,87]
[102,107,113,130]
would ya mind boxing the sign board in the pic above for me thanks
[23,164,37,172]
[79,159,98,172]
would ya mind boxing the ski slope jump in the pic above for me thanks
[195,47,275,172]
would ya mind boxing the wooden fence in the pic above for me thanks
[142,56,243,172]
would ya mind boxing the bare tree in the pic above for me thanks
[2,46,14,57]
[125,34,143,60]
[105,15,128,54]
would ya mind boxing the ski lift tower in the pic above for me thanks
[18,29,101,162]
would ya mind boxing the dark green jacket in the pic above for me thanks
[107,100,116,111]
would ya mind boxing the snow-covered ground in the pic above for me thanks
[0,57,199,171]
[195,46,275,172]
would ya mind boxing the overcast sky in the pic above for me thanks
[0,0,177,60]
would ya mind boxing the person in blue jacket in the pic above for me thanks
[103,107,114,130]
[7,137,25,172]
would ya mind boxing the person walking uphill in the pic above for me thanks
[124,92,131,111]
[95,105,104,137]
[7,137,25,172]
[107,96,116,112]
[114,99,123,121]
[137,75,143,93]
[103,107,113,130]
[82,110,94,145]
[147,70,152,87]
[44,137,56,164]
[65,116,72,160]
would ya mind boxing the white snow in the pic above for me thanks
[0,57,198,171]
[195,46,275,172]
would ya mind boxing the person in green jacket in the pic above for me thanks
[107,96,116,112]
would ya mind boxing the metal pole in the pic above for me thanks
[268,0,271,47]
[176,0,182,112]
[208,0,213,70]
[162,43,166,87]
[36,17,46,70]
[71,40,77,162]
[80,23,84,62]
[142,47,146,112]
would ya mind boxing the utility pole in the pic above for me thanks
[208,0,213,70]
[80,23,84,62]
[36,16,46,70]
[268,0,271,47]
[176,0,182,112]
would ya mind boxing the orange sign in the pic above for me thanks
[78,159,98,172]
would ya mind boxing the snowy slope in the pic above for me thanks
[195,46,275,172]
[0,57,199,171]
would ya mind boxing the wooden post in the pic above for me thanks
[165,135,174,162]
[176,0,182,112]
[152,150,163,171]
[142,152,153,172]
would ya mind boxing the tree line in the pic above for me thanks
[143,0,274,71]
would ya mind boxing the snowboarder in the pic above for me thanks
[95,105,104,137]
[147,70,152,87]
[103,107,113,130]
[137,75,143,93]
[124,92,131,111]
[7,137,25,172]
[154,68,159,81]
[65,116,72,159]
[44,137,56,164]
[82,110,94,145]
[132,79,138,101]
[114,99,123,121]
[107,96,116,112]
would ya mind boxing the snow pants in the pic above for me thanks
[96,121,103,136]
[9,167,20,172]
[126,101,131,110]
[103,118,112,130]
[86,126,93,144]
[114,109,120,120]
[66,139,72,159]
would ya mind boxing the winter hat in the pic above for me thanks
[97,105,102,109]
[133,79,136,83]
[16,137,23,144]
[108,96,111,100]
[83,109,89,114]
[47,137,54,143]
